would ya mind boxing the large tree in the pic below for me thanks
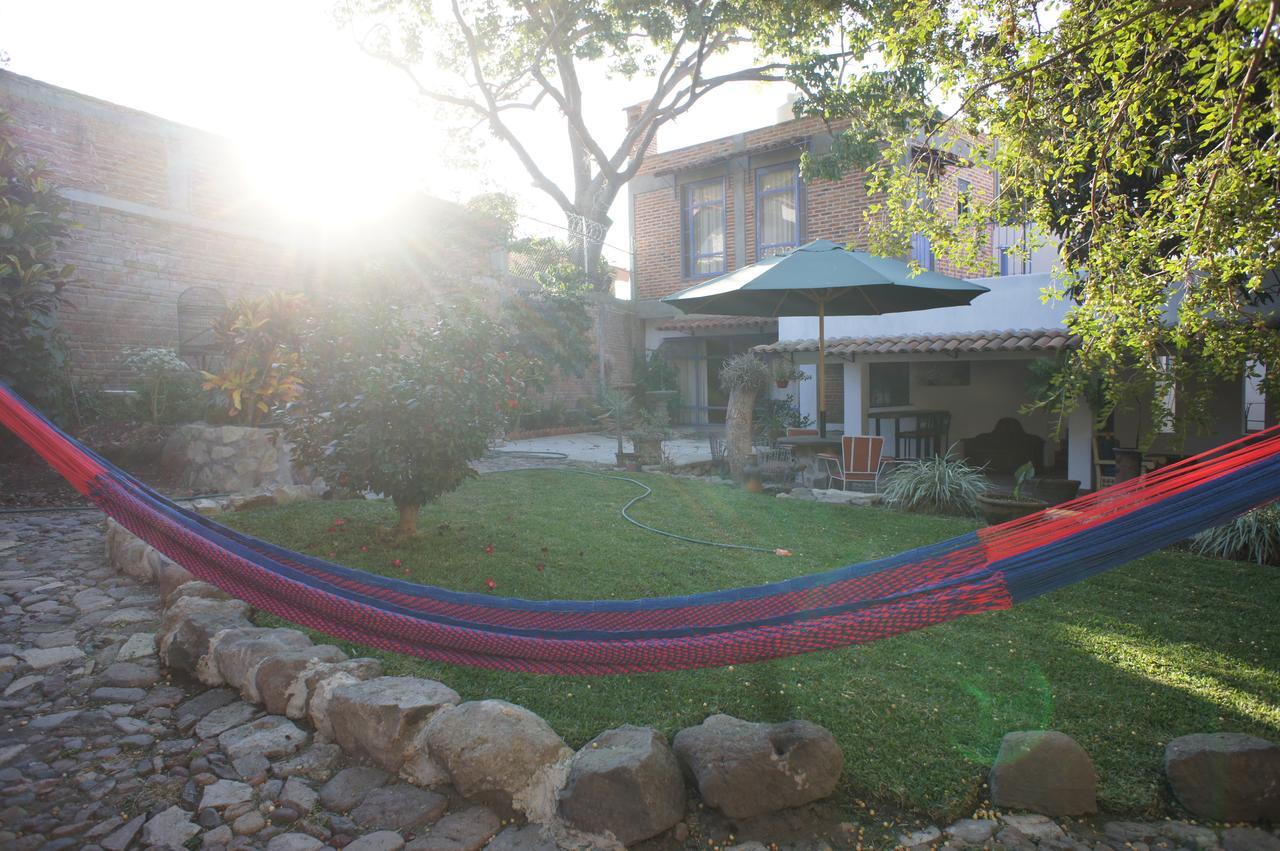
[341,0,829,284]
[760,0,1280,437]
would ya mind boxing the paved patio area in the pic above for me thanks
[493,431,713,466]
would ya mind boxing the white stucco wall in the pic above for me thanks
[778,272,1073,342]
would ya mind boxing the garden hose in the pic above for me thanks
[484,450,790,555]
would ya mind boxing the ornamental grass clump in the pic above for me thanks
[882,450,988,516]
[1191,503,1280,566]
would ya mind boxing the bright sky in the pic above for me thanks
[1,0,796,269]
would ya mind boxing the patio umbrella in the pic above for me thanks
[661,239,990,435]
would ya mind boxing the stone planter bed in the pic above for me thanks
[98,486,1280,850]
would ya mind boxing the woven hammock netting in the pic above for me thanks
[4,382,1279,675]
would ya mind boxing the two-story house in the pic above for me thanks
[627,106,1271,489]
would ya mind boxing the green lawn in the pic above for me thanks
[223,469,1280,821]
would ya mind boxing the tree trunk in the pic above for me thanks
[725,385,760,482]
[395,502,420,538]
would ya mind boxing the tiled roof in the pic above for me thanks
[754,328,1079,356]
[656,316,779,333]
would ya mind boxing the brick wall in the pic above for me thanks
[537,296,640,411]
[1,70,501,386]
[631,114,995,301]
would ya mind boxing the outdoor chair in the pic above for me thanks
[817,435,893,492]
[755,445,801,485]
[709,433,728,475]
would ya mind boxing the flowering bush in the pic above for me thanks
[121,347,199,424]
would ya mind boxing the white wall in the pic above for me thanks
[779,272,1073,341]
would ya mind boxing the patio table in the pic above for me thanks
[776,435,844,487]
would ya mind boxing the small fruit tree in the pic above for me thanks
[286,293,533,538]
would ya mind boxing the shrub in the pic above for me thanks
[285,294,535,538]
[121,347,200,424]
[201,292,304,426]
[1191,504,1280,566]
[754,396,811,447]
[0,110,77,422]
[883,451,989,515]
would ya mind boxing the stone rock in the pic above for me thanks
[210,628,314,701]
[266,833,325,851]
[175,687,237,732]
[218,715,308,760]
[328,676,459,772]
[482,826,559,851]
[154,556,196,603]
[1165,733,1280,822]
[116,632,157,661]
[671,714,843,819]
[989,731,1097,816]
[201,778,254,809]
[999,814,1066,843]
[142,805,201,848]
[557,725,684,845]
[1157,820,1219,850]
[102,660,160,688]
[424,699,571,815]
[404,807,501,851]
[272,741,343,781]
[203,824,233,847]
[347,831,408,851]
[1222,827,1280,851]
[295,659,384,733]
[233,810,267,835]
[280,777,318,812]
[17,645,85,669]
[350,784,448,831]
[158,596,252,678]
[400,748,450,788]
[196,700,260,739]
[166,580,232,606]
[899,827,942,849]
[319,765,391,812]
[100,815,145,851]
[946,819,997,845]
[253,646,349,715]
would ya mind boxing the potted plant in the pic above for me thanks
[770,359,806,389]
[629,406,671,466]
[1034,476,1081,504]
[597,387,637,469]
[977,461,1048,524]
[741,462,765,493]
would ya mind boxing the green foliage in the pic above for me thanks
[754,395,811,446]
[634,350,679,393]
[1192,503,1280,566]
[201,292,305,426]
[769,359,807,386]
[596,386,635,455]
[883,450,988,515]
[499,287,593,380]
[0,110,77,421]
[718,353,770,394]
[764,0,1280,426]
[285,293,534,517]
[120,347,200,425]
[1011,461,1036,501]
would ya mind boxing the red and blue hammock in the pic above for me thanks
[3,382,1279,675]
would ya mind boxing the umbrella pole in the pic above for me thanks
[818,300,827,437]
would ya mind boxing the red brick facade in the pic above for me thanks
[0,70,502,385]
[630,115,994,301]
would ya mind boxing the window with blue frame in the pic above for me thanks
[683,179,726,278]
[756,163,801,257]
[909,232,935,270]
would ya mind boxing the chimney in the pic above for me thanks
[623,101,659,158]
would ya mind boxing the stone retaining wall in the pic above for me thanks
[159,424,297,494]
